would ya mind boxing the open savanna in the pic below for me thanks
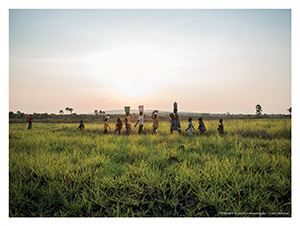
[9,118,291,217]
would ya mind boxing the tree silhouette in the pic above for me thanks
[69,108,73,114]
[94,110,98,115]
[255,104,263,116]
[59,110,64,114]
[9,111,14,118]
[287,107,291,114]
[65,107,70,114]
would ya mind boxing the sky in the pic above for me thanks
[9,9,291,114]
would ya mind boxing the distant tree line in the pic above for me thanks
[9,104,291,123]
[9,111,290,124]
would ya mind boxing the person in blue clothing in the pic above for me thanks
[169,108,181,134]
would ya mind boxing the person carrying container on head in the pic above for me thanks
[151,110,159,134]
[103,117,111,134]
[169,102,181,134]
[124,106,132,135]
[135,105,145,134]
[27,117,33,130]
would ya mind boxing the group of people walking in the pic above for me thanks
[26,102,225,136]
[91,110,159,135]
[76,102,225,136]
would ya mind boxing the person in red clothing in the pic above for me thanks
[114,118,123,135]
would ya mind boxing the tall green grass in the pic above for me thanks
[9,118,291,217]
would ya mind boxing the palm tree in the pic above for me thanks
[65,107,70,114]
[69,108,73,114]
[94,110,98,115]
[59,110,64,114]
[255,104,263,116]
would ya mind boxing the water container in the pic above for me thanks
[153,110,158,115]
[173,102,178,110]
[124,106,130,113]
[138,105,144,112]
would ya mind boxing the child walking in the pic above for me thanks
[198,117,207,135]
[114,118,123,135]
[217,118,224,136]
[103,117,111,134]
[186,117,195,136]
[151,110,159,134]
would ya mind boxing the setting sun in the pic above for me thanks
[85,44,180,98]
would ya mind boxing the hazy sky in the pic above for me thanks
[9,9,291,114]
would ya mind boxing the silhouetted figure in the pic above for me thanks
[217,119,224,135]
[198,117,207,135]
[27,117,33,130]
[186,117,195,136]
[77,120,84,131]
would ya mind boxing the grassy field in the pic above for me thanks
[9,118,291,217]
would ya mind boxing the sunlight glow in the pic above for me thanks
[86,45,180,97]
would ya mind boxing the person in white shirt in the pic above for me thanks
[135,111,144,134]
[186,117,195,136]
